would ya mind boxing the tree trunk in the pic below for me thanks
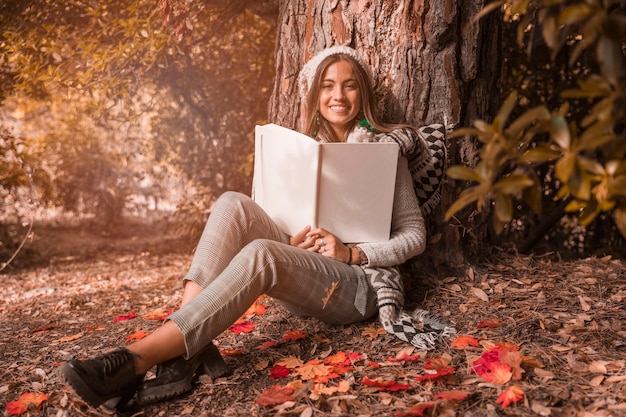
[269,0,502,266]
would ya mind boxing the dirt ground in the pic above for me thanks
[0,222,625,417]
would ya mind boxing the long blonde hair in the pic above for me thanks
[301,52,414,142]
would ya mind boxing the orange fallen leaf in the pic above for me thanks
[362,326,386,339]
[451,335,480,348]
[53,332,84,343]
[477,318,503,328]
[256,340,278,350]
[254,384,294,407]
[282,330,306,342]
[143,308,174,321]
[220,348,245,356]
[481,362,513,385]
[6,392,48,415]
[294,359,330,380]
[126,329,150,342]
[496,385,524,408]
[362,377,412,392]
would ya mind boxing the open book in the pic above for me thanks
[252,123,399,243]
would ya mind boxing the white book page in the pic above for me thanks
[318,142,398,243]
[252,124,320,236]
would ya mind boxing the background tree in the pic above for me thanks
[267,0,502,265]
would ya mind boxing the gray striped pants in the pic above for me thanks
[168,191,378,357]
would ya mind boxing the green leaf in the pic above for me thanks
[608,176,626,197]
[522,174,543,215]
[446,165,483,183]
[578,199,600,226]
[506,105,551,136]
[555,153,576,182]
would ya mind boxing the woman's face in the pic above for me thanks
[318,59,361,139]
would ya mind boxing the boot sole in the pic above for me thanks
[57,362,116,409]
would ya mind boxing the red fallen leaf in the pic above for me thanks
[328,364,352,376]
[477,318,504,328]
[366,360,381,368]
[113,312,137,323]
[362,377,412,392]
[282,330,306,341]
[480,362,513,385]
[220,348,245,356]
[471,348,501,375]
[254,384,295,407]
[394,400,439,417]
[256,340,278,350]
[451,334,480,348]
[434,389,472,401]
[143,308,175,321]
[269,364,291,379]
[496,385,524,408]
[126,329,150,342]
[229,321,256,334]
[31,324,56,333]
[324,351,362,366]
[6,392,48,415]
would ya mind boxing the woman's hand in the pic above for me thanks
[308,227,352,264]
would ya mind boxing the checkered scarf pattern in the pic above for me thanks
[365,266,456,350]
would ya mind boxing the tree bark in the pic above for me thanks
[269,0,502,266]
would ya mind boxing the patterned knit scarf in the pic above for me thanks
[364,266,456,350]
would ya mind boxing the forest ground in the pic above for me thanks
[1,219,625,417]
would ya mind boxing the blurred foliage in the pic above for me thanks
[445,0,626,255]
[0,0,275,242]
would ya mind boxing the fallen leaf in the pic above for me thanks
[394,400,439,416]
[294,360,330,380]
[451,335,481,348]
[322,281,340,308]
[143,308,174,321]
[496,385,524,409]
[229,321,256,334]
[362,326,386,339]
[6,392,48,415]
[362,377,412,392]
[282,330,306,342]
[53,332,84,343]
[480,362,513,385]
[433,389,472,401]
[270,364,291,379]
[471,287,489,302]
[477,318,503,329]
[31,324,56,333]
[113,312,137,323]
[256,340,278,350]
[254,384,295,407]
[126,329,150,342]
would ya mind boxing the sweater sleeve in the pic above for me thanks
[357,157,426,267]
[376,127,431,168]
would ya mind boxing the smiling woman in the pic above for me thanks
[56,45,454,412]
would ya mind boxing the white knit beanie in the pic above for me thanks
[298,45,373,100]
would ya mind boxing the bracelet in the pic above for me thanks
[357,247,368,265]
[347,248,353,265]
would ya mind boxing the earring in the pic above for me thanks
[312,110,319,137]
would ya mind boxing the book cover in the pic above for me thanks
[252,123,399,243]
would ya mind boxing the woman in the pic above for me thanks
[57,45,452,411]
